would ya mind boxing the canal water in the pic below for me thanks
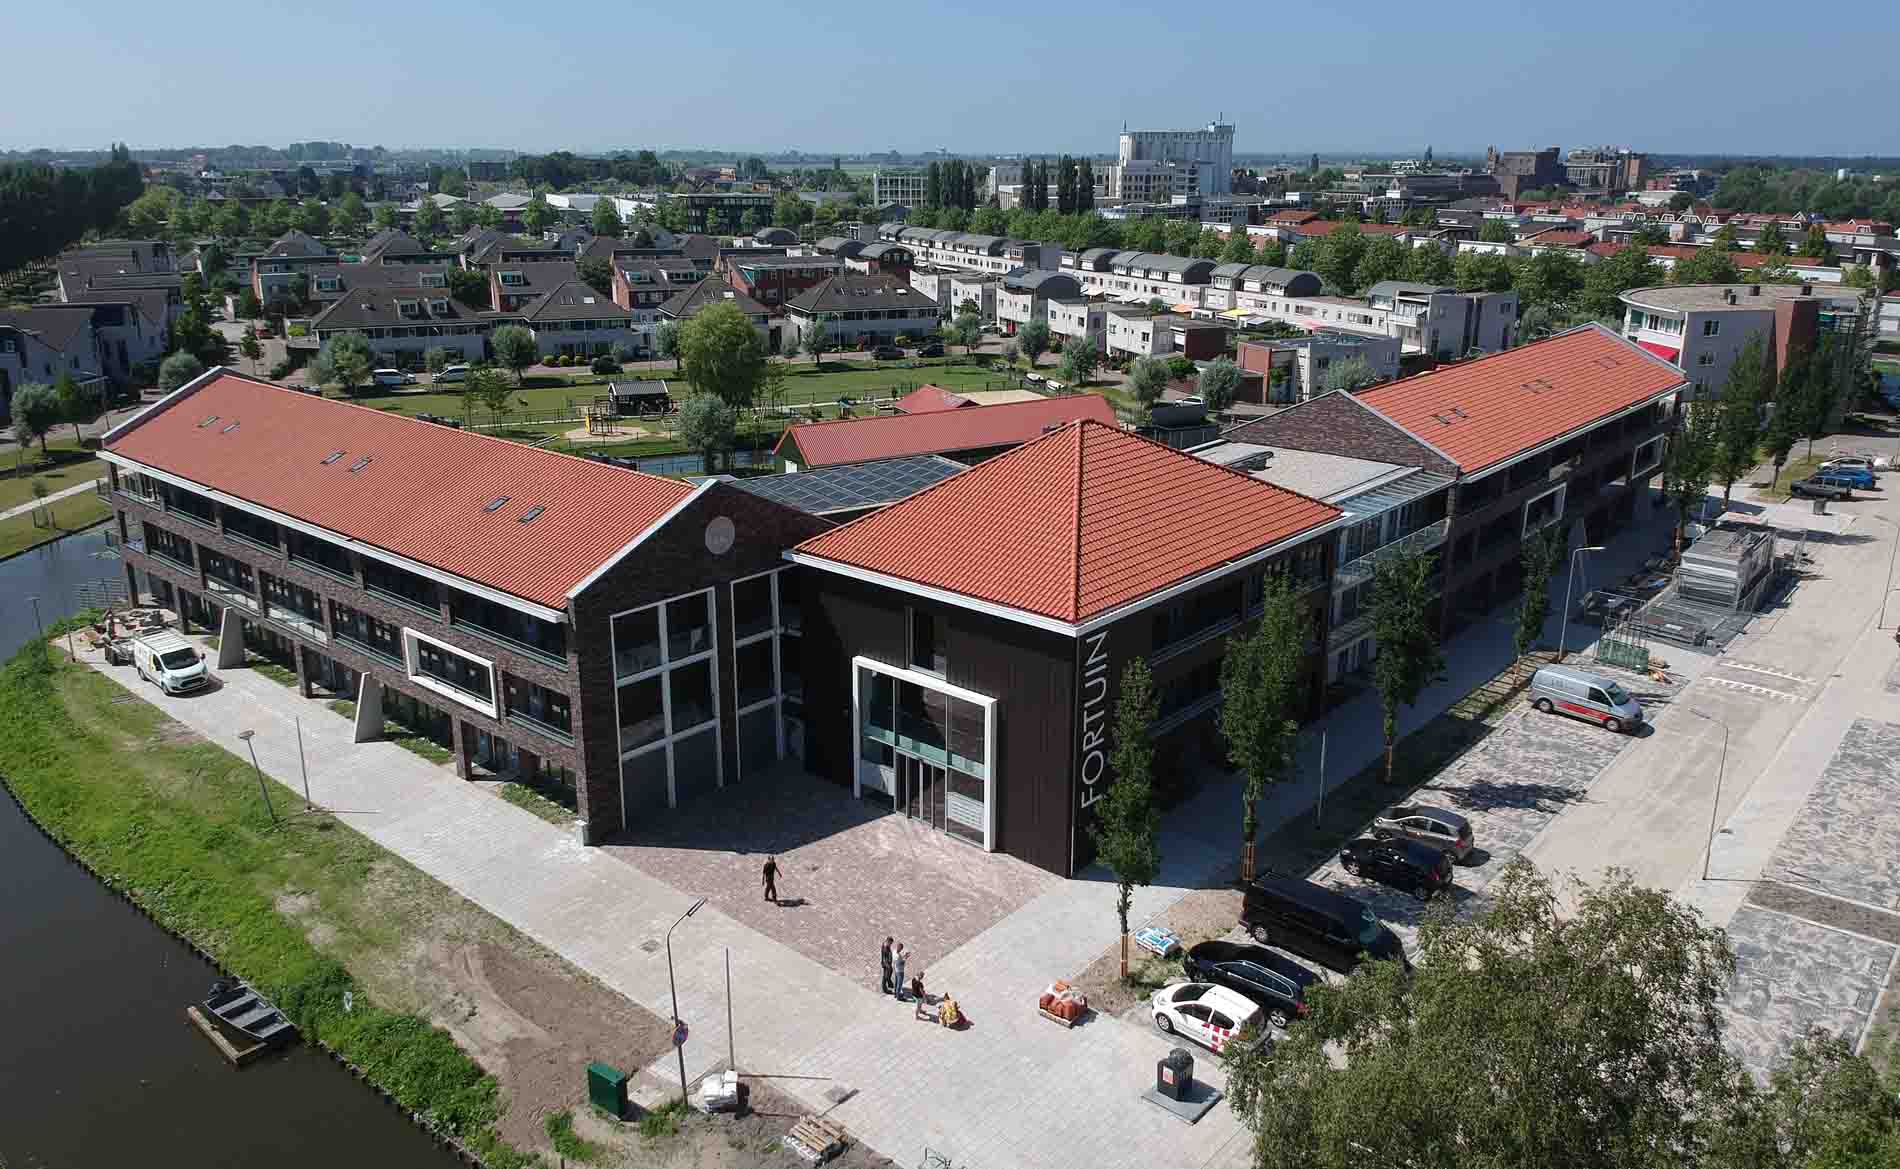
[0,528,463,1168]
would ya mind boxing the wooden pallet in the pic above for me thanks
[781,1114,849,1164]
[1038,1005,1085,1028]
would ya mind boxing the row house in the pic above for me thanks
[725,254,844,309]
[783,276,940,351]
[307,285,492,364]
[995,270,1082,335]
[516,282,646,360]
[0,306,112,418]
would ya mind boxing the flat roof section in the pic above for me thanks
[104,370,694,609]
[1192,442,1416,503]
[732,456,966,517]
[1621,283,1862,313]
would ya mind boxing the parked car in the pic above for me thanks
[1181,941,1316,1028]
[1339,836,1454,901]
[1820,455,1886,474]
[1371,804,1474,862]
[1149,983,1261,1053]
[1241,874,1409,974]
[371,368,416,387]
[916,341,944,358]
[1812,466,1876,490]
[1529,663,1644,733]
[434,364,471,383]
[1790,476,1852,501]
[871,345,904,360]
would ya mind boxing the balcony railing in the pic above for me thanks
[288,553,356,586]
[365,582,441,620]
[449,616,567,668]
[205,577,259,611]
[505,707,574,746]
[266,606,328,644]
[223,529,280,556]
[1334,517,1451,591]
[147,544,193,571]
[334,629,403,667]
[122,536,147,555]
[1327,609,1375,652]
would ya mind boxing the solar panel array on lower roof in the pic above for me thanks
[734,455,966,515]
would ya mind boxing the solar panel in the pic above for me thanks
[734,455,965,515]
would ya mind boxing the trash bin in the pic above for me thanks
[1156,1048,1194,1101]
[1812,498,1828,515]
[587,1061,629,1119]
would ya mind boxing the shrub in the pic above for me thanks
[591,355,622,375]
[287,324,308,337]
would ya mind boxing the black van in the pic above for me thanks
[1240,874,1409,974]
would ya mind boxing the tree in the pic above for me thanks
[1757,221,1789,256]
[1842,264,1876,290]
[337,192,369,235]
[1453,252,1514,294]
[1370,549,1445,782]
[1223,859,1749,1169]
[371,202,398,232]
[1090,657,1161,979]
[157,351,205,392]
[447,266,490,309]
[1663,400,1718,552]
[1001,340,1019,366]
[490,324,539,385]
[773,191,812,229]
[1221,231,1257,264]
[521,195,552,235]
[656,320,683,371]
[1670,192,1695,212]
[1513,249,1585,311]
[678,301,767,410]
[1799,223,1831,260]
[1018,320,1050,367]
[1761,389,1799,489]
[1674,248,1743,286]
[1192,228,1227,260]
[1404,243,1455,285]
[578,255,613,296]
[947,304,983,357]
[1350,236,1407,291]
[1320,355,1380,393]
[1711,333,1769,502]
[799,322,828,366]
[1127,356,1171,418]
[475,202,504,230]
[1218,573,1306,879]
[1513,528,1563,676]
[1635,222,1670,246]
[1713,222,1741,251]
[1314,225,1369,293]
[678,392,738,475]
[423,346,452,376]
[1163,220,1201,258]
[1580,244,1665,321]
[307,332,372,396]
[1198,357,1241,415]
[1058,335,1099,385]
[591,198,624,238]
[1710,1030,1900,1169]
[1478,218,1514,244]
[10,381,60,457]
[298,199,332,237]
[239,331,263,374]
[469,367,516,428]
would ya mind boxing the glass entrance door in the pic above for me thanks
[897,754,945,832]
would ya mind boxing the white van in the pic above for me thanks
[131,631,210,695]
[1529,663,1642,733]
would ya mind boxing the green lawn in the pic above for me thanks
[0,492,112,559]
[0,451,105,512]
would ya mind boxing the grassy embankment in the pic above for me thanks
[0,642,537,1168]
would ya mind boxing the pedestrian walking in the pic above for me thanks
[879,937,894,995]
[762,856,779,904]
[892,942,907,1001]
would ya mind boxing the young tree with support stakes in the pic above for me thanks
[1371,549,1445,783]
[1711,334,1770,502]
[1090,657,1161,979]
[656,320,682,371]
[1058,335,1099,386]
[1513,529,1564,679]
[9,382,59,460]
[1663,400,1718,554]
[239,331,263,374]
[1198,358,1241,416]
[308,332,373,397]
[1219,573,1307,878]
[1127,356,1170,419]
[1018,320,1050,368]
[678,393,737,475]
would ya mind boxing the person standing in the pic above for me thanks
[892,942,907,1002]
[762,856,779,904]
[879,936,894,995]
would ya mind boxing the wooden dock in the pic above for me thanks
[187,1005,270,1066]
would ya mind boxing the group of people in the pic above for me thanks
[880,936,959,1027]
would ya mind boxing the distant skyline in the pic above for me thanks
[10,0,1899,158]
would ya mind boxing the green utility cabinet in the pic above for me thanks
[587,1061,629,1119]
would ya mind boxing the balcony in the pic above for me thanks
[1334,517,1451,591]
[1327,609,1375,652]
[449,615,568,669]
[335,629,402,667]
[266,606,327,644]
[205,576,259,611]
[505,707,574,746]
[289,552,356,586]
[122,536,146,555]
[223,528,279,556]
[365,581,441,621]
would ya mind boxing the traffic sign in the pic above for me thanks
[673,1020,689,1048]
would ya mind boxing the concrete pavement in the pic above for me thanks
[0,479,102,523]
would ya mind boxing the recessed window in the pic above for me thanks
[348,456,373,473]
[484,496,512,512]
[321,450,346,465]
[519,506,544,523]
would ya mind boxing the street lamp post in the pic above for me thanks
[1686,709,1730,881]
[236,729,279,827]
[665,896,706,1110]
[1556,545,1607,662]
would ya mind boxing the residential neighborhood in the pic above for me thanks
[3,18,1900,1169]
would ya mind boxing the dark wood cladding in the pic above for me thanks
[567,483,830,839]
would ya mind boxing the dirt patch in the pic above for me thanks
[565,1077,901,1169]
[1067,885,1244,1017]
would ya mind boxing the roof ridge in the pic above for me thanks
[784,393,1110,434]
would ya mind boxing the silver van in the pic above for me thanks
[1529,663,1643,733]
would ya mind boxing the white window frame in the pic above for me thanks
[610,586,723,824]
[1632,436,1665,481]
[1522,482,1567,537]
[402,626,498,718]
[849,655,997,851]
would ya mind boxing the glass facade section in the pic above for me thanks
[617,676,665,752]
[142,522,195,569]
[413,639,493,702]
[735,639,775,710]
[163,483,217,526]
[666,593,713,661]
[612,607,662,678]
[330,601,402,663]
[451,590,567,662]
[668,660,714,732]
[503,674,573,741]
[287,530,355,581]
[732,574,774,642]
[363,557,440,615]
[221,506,279,551]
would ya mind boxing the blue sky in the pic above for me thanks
[9,0,1898,156]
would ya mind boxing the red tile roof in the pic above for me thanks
[1524,229,1594,247]
[793,420,1340,625]
[1584,242,1798,270]
[892,384,972,414]
[1354,326,1686,475]
[777,394,1118,468]
[1268,210,1321,224]
[106,370,695,608]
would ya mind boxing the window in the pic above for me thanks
[331,600,401,663]
[1697,352,1714,366]
[449,590,565,662]
[909,608,945,674]
[362,557,439,614]
[503,675,572,740]
[1702,319,1721,336]
[411,635,494,704]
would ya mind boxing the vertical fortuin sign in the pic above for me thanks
[1076,630,1112,812]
